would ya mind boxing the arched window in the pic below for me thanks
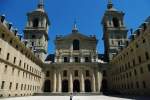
[112,17,119,28]
[46,71,50,77]
[73,39,80,50]
[33,18,39,27]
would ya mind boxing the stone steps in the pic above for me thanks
[34,92,103,96]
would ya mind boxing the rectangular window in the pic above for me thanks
[1,81,5,89]
[64,57,69,62]
[32,42,34,46]
[4,65,8,73]
[148,64,150,72]
[9,82,12,90]
[12,68,15,74]
[134,69,137,76]
[23,72,25,77]
[21,84,23,90]
[140,67,144,74]
[6,53,10,60]
[138,56,142,64]
[24,63,26,69]
[133,59,135,66]
[18,70,20,76]
[128,62,130,68]
[136,81,139,88]
[13,57,16,64]
[24,84,26,90]
[145,52,149,60]
[0,48,1,54]
[16,83,18,90]
[143,81,146,88]
[19,60,21,66]
[85,57,90,62]
[143,39,146,43]
[74,57,80,62]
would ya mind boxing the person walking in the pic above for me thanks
[70,93,73,100]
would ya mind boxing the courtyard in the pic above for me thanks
[1,95,150,100]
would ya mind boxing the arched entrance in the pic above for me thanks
[85,79,91,92]
[62,80,68,92]
[101,79,108,92]
[44,80,51,92]
[73,80,80,92]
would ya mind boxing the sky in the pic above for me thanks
[0,0,150,54]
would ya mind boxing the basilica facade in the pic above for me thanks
[43,26,104,93]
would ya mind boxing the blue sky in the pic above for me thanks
[0,0,150,54]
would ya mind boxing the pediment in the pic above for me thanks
[56,31,97,41]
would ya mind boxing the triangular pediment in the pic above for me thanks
[56,31,97,41]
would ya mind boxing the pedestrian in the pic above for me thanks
[70,93,73,100]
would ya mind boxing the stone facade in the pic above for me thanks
[0,15,44,97]
[43,28,104,93]
[0,0,150,98]
[107,17,150,95]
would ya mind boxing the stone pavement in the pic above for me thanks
[0,95,150,100]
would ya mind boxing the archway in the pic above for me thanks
[44,80,51,92]
[101,79,108,92]
[84,79,92,92]
[62,80,68,92]
[112,17,119,28]
[73,79,80,92]
[73,40,80,50]
[33,18,39,27]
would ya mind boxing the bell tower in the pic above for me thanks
[102,0,128,62]
[24,0,50,62]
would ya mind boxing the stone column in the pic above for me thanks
[70,56,73,62]
[53,72,57,92]
[92,73,96,92]
[80,57,84,63]
[81,73,85,92]
[91,56,94,62]
[119,20,122,27]
[54,58,58,63]
[69,73,73,93]
[96,71,102,92]
[57,72,62,92]
[59,57,62,63]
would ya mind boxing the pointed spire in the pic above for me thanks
[38,0,44,10]
[107,0,113,9]
[72,19,78,33]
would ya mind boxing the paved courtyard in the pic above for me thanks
[1,95,150,100]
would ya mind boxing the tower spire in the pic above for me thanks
[107,0,113,9]
[72,19,78,32]
[38,0,44,10]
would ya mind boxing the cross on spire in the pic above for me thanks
[72,19,78,33]
[38,0,44,9]
[108,0,112,4]
[107,0,113,9]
